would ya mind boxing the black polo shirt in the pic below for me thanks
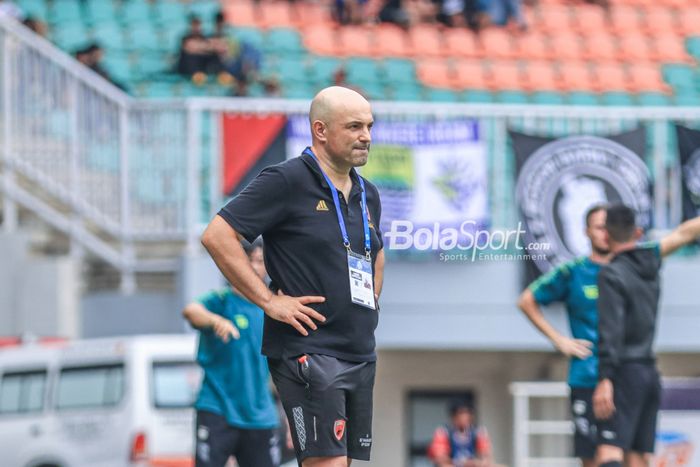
[218,152,384,362]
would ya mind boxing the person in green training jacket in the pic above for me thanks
[183,240,281,467]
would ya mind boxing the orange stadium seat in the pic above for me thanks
[225,0,259,27]
[523,61,559,91]
[515,31,552,60]
[304,24,340,56]
[677,7,700,35]
[478,29,516,60]
[617,34,652,62]
[627,63,671,93]
[409,25,445,58]
[375,24,411,57]
[651,35,692,63]
[337,26,374,56]
[445,28,481,59]
[453,60,488,90]
[486,60,523,91]
[549,33,583,61]
[608,5,641,35]
[416,58,453,88]
[593,63,629,92]
[558,61,596,91]
[571,5,608,34]
[639,6,677,35]
[582,33,618,62]
[297,4,332,26]
[261,2,295,28]
[536,6,573,32]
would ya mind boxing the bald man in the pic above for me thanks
[202,87,385,467]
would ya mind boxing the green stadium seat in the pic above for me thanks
[309,56,343,85]
[662,64,695,91]
[162,23,190,54]
[132,53,168,80]
[153,1,186,25]
[245,82,266,98]
[496,90,529,104]
[273,57,309,85]
[464,90,494,103]
[283,82,316,99]
[188,0,222,23]
[48,0,81,25]
[601,91,634,106]
[232,27,266,50]
[390,83,423,101]
[637,92,671,106]
[685,37,700,61]
[84,0,118,26]
[425,88,459,102]
[359,81,387,100]
[102,54,132,84]
[383,58,417,85]
[531,91,565,105]
[265,28,304,55]
[181,83,209,97]
[674,93,700,106]
[121,0,154,25]
[128,24,162,53]
[52,23,89,52]
[93,24,126,51]
[18,0,48,22]
[345,57,382,87]
[568,91,600,106]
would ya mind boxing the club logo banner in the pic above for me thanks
[512,128,651,274]
[287,116,490,253]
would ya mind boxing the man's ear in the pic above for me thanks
[312,120,327,142]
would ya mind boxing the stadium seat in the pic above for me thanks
[537,6,573,32]
[571,5,607,35]
[496,90,529,104]
[303,24,339,56]
[298,3,332,26]
[463,90,494,103]
[637,92,671,106]
[188,0,222,23]
[121,0,153,26]
[627,63,671,93]
[444,28,481,59]
[162,23,190,54]
[265,28,304,55]
[593,63,628,92]
[601,91,634,106]
[531,91,565,105]
[48,0,81,25]
[662,64,695,91]
[374,24,411,57]
[261,2,295,28]
[359,81,388,100]
[128,24,162,53]
[523,61,558,92]
[132,53,168,81]
[514,32,551,60]
[558,61,596,91]
[390,82,423,101]
[383,58,417,85]
[617,34,652,62]
[478,29,515,59]
[567,91,600,106]
[17,0,48,22]
[416,58,452,89]
[582,33,619,62]
[51,23,89,52]
[608,5,641,35]
[677,8,700,35]
[153,0,186,25]
[225,0,259,27]
[674,92,700,106]
[409,25,445,58]
[309,56,343,85]
[639,6,676,35]
[337,26,374,57]
[85,0,118,26]
[233,27,266,51]
[486,61,523,91]
[549,33,584,61]
[686,37,700,61]
[425,88,460,102]
[651,35,692,63]
[345,57,383,86]
[283,82,317,99]
[453,60,488,90]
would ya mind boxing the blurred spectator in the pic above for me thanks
[75,43,128,91]
[176,14,221,77]
[0,0,23,20]
[487,0,526,31]
[427,399,495,467]
[22,16,47,37]
[379,0,410,27]
[262,78,282,97]
[209,11,261,85]
[334,0,368,25]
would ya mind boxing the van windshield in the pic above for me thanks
[152,361,201,409]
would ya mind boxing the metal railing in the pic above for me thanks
[2,16,700,290]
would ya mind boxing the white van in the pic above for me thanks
[0,334,201,467]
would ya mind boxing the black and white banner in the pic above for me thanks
[674,125,700,225]
[512,127,652,276]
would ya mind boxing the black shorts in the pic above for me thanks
[195,410,280,467]
[269,354,376,464]
[596,362,662,453]
[570,387,597,460]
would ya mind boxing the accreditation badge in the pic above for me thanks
[347,251,375,310]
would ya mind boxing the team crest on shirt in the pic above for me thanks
[334,420,346,440]
[583,285,599,300]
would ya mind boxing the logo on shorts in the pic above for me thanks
[293,406,306,450]
[601,429,617,440]
[573,400,587,416]
[334,419,346,441]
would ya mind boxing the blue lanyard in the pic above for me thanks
[303,147,371,257]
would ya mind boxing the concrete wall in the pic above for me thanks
[0,232,79,337]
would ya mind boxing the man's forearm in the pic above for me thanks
[202,216,273,309]
[374,249,385,298]
[183,303,219,329]
[517,290,563,345]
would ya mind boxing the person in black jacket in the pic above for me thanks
[593,204,700,467]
